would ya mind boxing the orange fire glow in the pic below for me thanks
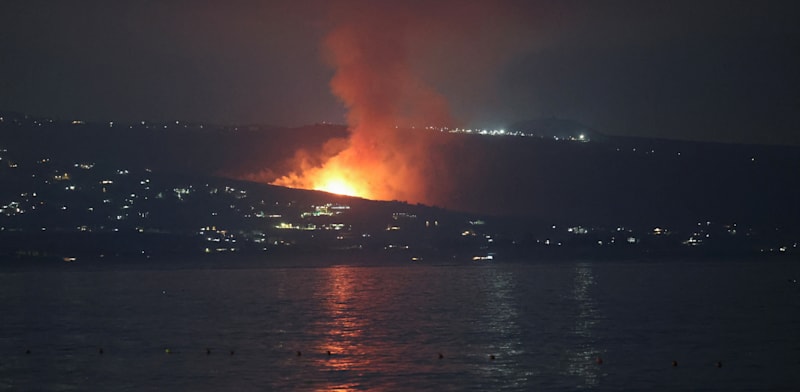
[270,6,454,204]
[316,177,357,197]
[274,146,378,200]
[272,2,523,205]
[313,173,362,198]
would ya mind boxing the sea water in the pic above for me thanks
[1,259,798,391]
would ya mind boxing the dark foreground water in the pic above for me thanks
[1,259,799,391]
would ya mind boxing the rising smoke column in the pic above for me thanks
[273,1,533,206]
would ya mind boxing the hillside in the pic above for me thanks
[2,111,798,226]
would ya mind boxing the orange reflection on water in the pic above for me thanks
[323,266,363,357]
[311,266,385,392]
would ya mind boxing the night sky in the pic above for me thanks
[1,0,798,145]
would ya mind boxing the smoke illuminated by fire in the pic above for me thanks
[272,1,531,204]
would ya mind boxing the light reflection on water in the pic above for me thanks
[563,262,603,388]
[1,260,798,391]
[471,268,531,388]
[313,266,369,390]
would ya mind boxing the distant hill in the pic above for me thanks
[2,111,799,227]
[1,144,795,262]
[509,117,607,142]
[0,111,347,178]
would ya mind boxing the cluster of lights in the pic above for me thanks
[410,125,591,142]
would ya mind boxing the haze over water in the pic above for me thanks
[2,259,798,391]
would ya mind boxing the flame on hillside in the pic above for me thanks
[271,1,531,204]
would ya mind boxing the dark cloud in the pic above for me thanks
[0,0,798,144]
